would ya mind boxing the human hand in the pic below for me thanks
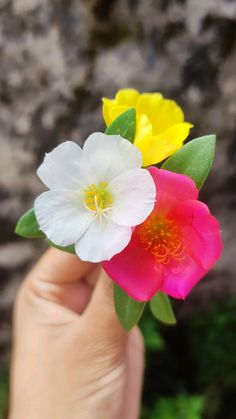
[9,248,144,419]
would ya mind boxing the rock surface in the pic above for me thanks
[0,0,236,362]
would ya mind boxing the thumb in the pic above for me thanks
[84,269,127,343]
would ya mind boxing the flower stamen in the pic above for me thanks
[83,182,114,221]
[138,215,185,265]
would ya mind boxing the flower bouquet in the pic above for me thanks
[16,89,222,330]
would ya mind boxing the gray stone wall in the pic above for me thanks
[0,0,236,364]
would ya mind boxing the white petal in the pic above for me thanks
[75,218,132,262]
[83,132,142,183]
[109,168,156,226]
[37,141,91,190]
[34,190,95,246]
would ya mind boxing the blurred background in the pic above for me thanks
[0,0,236,417]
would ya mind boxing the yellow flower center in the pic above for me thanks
[138,215,185,265]
[83,182,113,212]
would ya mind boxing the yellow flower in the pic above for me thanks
[102,88,193,166]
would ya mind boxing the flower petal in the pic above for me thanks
[102,98,116,126]
[102,88,139,126]
[34,190,95,246]
[161,122,193,147]
[115,88,140,106]
[153,99,184,134]
[149,167,198,207]
[103,230,163,301]
[103,103,129,126]
[137,135,177,167]
[138,122,192,166]
[161,200,222,299]
[102,90,193,166]
[161,253,206,299]
[134,114,153,144]
[37,141,90,190]
[171,200,222,270]
[109,168,156,226]
[83,132,142,182]
[75,219,132,263]
[136,92,163,123]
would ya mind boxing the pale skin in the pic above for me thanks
[9,248,144,419]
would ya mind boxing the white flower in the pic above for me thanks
[34,133,156,262]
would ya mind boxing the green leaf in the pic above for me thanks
[105,108,136,143]
[45,239,76,254]
[16,208,76,254]
[15,208,44,238]
[150,292,176,325]
[114,284,145,331]
[162,135,216,189]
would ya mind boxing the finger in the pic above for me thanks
[22,248,97,314]
[27,247,93,284]
[61,265,102,313]
[122,327,144,419]
[85,264,101,288]
[84,269,126,342]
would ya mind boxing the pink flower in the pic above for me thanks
[103,167,222,301]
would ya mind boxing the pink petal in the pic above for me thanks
[103,230,163,301]
[160,253,206,299]
[104,170,222,302]
[171,200,222,270]
[148,167,198,214]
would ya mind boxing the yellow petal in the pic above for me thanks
[161,122,193,147]
[136,136,174,167]
[102,98,116,126]
[136,92,163,122]
[102,90,193,166]
[109,105,129,121]
[137,122,193,166]
[135,114,153,144]
[153,100,185,134]
[102,98,128,126]
[115,88,140,106]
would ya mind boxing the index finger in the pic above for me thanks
[27,247,94,284]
